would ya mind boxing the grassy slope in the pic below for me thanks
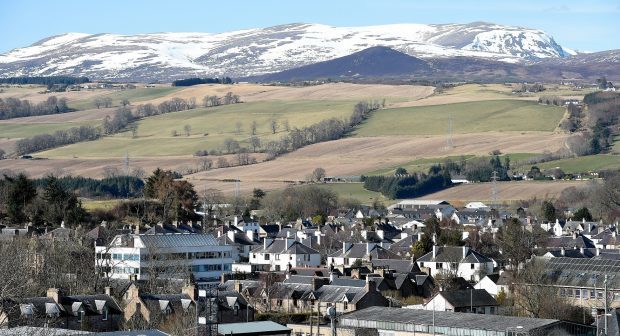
[39,100,356,158]
[353,100,565,136]
[0,121,96,138]
[68,87,182,110]
[315,183,388,204]
[534,155,620,174]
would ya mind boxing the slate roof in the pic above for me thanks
[302,285,368,304]
[216,232,259,246]
[252,239,319,254]
[544,235,595,249]
[417,246,492,263]
[290,267,334,277]
[435,289,498,308]
[340,307,560,333]
[218,321,290,335]
[60,294,122,315]
[329,243,402,260]
[371,258,421,274]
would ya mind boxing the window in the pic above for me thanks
[490,307,495,314]
[591,290,596,299]
[471,264,475,269]
[264,254,270,261]
[234,305,239,316]
[438,263,443,269]
[102,308,108,321]
[420,262,424,268]
[275,254,280,260]
[575,289,581,298]
[277,300,283,307]
[343,301,348,310]
[77,310,85,323]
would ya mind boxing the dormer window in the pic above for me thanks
[102,307,108,321]
[20,304,34,317]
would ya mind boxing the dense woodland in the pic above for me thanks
[172,77,233,86]
[0,76,89,86]
[363,165,453,199]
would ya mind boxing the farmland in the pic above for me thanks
[353,100,565,137]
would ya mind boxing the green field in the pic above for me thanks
[68,87,182,110]
[353,100,565,136]
[81,199,120,211]
[0,121,95,139]
[366,153,538,176]
[316,183,388,204]
[534,155,620,174]
[39,100,356,158]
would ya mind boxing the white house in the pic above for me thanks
[95,233,233,282]
[474,271,513,297]
[249,238,320,271]
[417,246,494,282]
[327,242,400,267]
[423,289,498,314]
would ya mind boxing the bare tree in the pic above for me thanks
[188,97,197,109]
[103,97,113,108]
[282,119,290,132]
[235,121,243,135]
[250,120,258,135]
[0,148,5,160]
[217,157,229,168]
[129,124,138,138]
[93,97,103,109]
[171,130,178,137]
[183,124,191,137]
[121,99,130,107]
[312,167,326,182]
[249,135,261,152]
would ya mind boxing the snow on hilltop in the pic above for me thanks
[0,22,573,81]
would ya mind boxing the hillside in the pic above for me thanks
[0,22,574,81]
[254,46,432,81]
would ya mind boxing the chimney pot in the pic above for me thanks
[47,288,60,303]
[104,286,112,297]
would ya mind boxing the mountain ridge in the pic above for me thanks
[0,22,582,81]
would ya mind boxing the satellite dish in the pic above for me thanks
[327,306,336,317]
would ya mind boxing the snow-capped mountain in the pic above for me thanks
[0,22,575,81]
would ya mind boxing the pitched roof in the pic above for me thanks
[544,235,595,249]
[329,243,402,260]
[435,289,498,308]
[417,246,492,263]
[251,239,319,255]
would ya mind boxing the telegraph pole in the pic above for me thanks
[604,274,608,336]
[491,170,498,208]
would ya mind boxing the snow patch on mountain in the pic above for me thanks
[0,22,574,81]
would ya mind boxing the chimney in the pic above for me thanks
[60,221,65,229]
[417,233,423,242]
[264,238,273,249]
[234,281,243,293]
[247,230,255,242]
[432,245,437,258]
[227,230,235,241]
[596,248,601,256]
[560,247,565,256]
[364,278,376,292]
[220,272,230,284]
[432,233,437,244]
[104,286,112,297]
[462,246,470,259]
[134,221,140,234]
[47,288,60,304]
[182,284,196,301]
[234,216,238,226]
[312,277,325,291]
[580,247,584,255]
[572,231,578,239]
[377,230,385,240]
[329,272,336,283]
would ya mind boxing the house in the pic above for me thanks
[95,233,233,282]
[327,243,401,267]
[259,277,389,316]
[122,283,196,328]
[249,238,320,271]
[474,271,513,297]
[417,246,494,282]
[423,289,499,314]
[388,200,450,211]
[543,232,595,250]
[0,288,123,332]
[216,230,259,262]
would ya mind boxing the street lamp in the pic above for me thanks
[506,326,524,336]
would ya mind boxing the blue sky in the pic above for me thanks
[0,0,618,53]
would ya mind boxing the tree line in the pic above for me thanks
[172,77,233,86]
[15,125,100,155]
[0,96,71,120]
[32,175,144,198]
[362,165,452,199]
[582,91,619,155]
[0,76,89,85]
